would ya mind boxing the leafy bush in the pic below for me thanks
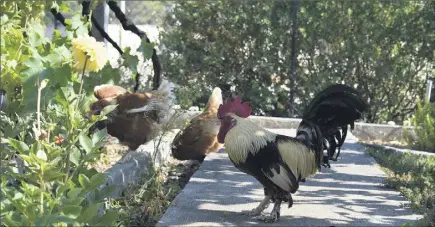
[0,2,148,226]
[365,146,435,227]
[404,102,435,153]
[160,0,434,122]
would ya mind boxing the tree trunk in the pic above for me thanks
[288,0,299,117]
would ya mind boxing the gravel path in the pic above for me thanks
[157,129,421,226]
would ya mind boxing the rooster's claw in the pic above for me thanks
[322,163,331,168]
[253,211,280,223]
[241,208,262,216]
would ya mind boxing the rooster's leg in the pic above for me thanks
[254,199,281,223]
[241,195,271,216]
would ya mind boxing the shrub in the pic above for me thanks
[0,2,148,226]
[365,146,435,227]
[404,102,435,153]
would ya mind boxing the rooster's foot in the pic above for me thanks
[253,198,281,223]
[321,163,331,168]
[253,210,280,223]
[241,208,263,216]
[242,195,270,216]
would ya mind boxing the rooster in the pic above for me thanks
[88,80,175,150]
[171,87,223,161]
[216,84,368,223]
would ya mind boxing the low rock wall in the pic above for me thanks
[170,111,412,142]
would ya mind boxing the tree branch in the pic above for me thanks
[81,0,92,37]
[50,9,66,26]
[106,0,161,91]
[90,15,124,55]
[79,1,124,55]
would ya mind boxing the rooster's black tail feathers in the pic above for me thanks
[296,84,368,169]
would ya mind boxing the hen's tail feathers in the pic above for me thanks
[0,89,7,111]
[150,79,176,123]
[205,87,223,112]
[296,84,368,169]
[156,79,176,109]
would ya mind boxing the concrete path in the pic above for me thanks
[157,129,421,227]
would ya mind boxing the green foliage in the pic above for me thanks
[122,1,171,26]
[1,91,119,226]
[160,0,434,122]
[404,102,435,153]
[0,2,123,226]
[365,146,435,226]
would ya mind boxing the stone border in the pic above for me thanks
[362,143,435,157]
[103,129,180,198]
[170,111,413,142]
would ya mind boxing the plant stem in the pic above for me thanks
[36,70,45,216]
[66,56,88,182]
[40,175,44,215]
[76,55,89,110]
[64,144,72,183]
[69,159,85,181]
[37,74,41,138]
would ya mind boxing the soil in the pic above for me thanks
[130,157,201,226]
[91,139,129,173]
[90,137,202,226]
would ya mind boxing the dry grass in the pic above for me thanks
[113,158,201,226]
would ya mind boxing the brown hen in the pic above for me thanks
[89,81,175,150]
[170,87,223,161]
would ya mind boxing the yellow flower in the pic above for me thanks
[71,34,107,73]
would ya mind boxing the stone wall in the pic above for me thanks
[170,110,413,142]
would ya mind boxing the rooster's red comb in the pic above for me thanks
[217,96,252,119]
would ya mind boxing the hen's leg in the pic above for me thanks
[254,199,282,223]
[241,195,271,216]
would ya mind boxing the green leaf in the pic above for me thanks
[88,173,107,190]
[92,128,107,147]
[139,40,155,60]
[59,2,70,12]
[62,205,82,219]
[23,54,44,76]
[1,212,24,227]
[78,203,102,223]
[78,174,91,189]
[48,156,63,167]
[79,134,92,154]
[62,197,85,206]
[83,153,101,162]
[70,147,81,166]
[18,154,34,166]
[67,14,89,36]
[100,104,117,117]
[43,171,65,181]
[36,215,77,226]
[43,52,63,67]
[54,88,69,110]
[55,183,69,198]
[95,185,116,203]
[122,48,139,74]
[67,188,82,198]
[86,190,97,204]
[60,86,76,103]
[27,19,48,47]
[8,139,29,154]
[94,210,119,226]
